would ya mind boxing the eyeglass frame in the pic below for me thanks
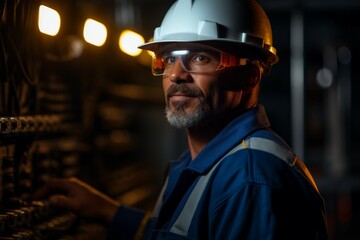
[150,44,254,76]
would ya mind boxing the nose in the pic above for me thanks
[167,58,191,83]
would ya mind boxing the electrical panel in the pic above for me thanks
[0,0,162,239]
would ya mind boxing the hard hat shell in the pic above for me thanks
[139,0,278,70]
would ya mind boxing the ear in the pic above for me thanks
[247,64,262,89]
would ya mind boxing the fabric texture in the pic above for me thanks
[107,105,327,240]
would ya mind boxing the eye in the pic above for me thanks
[191,54,211,65]
[163,56,176,65]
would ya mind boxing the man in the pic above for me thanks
[35,0,328,239]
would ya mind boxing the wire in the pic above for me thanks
[0,0,41,115]
[1,0,8,24]
[8,35,38,86]
[9,69,20,115]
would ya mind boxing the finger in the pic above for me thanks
[49,195,78,212]
[32,178,79,199]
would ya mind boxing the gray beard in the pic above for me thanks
[165,100,211,129]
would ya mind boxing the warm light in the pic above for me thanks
[119,30,144,56]
[38,5,61,36]
[83,19,107,47]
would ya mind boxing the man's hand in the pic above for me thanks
[33,177,120,224]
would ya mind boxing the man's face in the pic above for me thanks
[160,45,245,129]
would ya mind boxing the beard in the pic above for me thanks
[165,85,212,129]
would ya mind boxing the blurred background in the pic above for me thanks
[0,0,359,239]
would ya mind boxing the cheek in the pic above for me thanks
[194,76,226,108]
[195,75,217,95]
[212,84,243,109]
[214,75,244,107]
[162,78,170,99]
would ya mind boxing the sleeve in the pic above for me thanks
[209,183,326,240]
[206,143,328,240]
[107,205,151,240]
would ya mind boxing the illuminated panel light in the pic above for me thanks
[119,30,144,57]
[38,5,61,36]
[83,19,107,47]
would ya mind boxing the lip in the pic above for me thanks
[170,91,187,97]
[170,95,192,100]
[168,92,194,101]
[170,94,193,100]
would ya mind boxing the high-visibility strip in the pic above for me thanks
[153,177,169,218]
[169,140,248,236]
[169,137,318,237]
[153,138,251,219]
[244,137,319,192]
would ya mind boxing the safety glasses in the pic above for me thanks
[151,45,250,76]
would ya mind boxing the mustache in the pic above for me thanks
[167,84,203,98]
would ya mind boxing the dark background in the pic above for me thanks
[0,0,359,239]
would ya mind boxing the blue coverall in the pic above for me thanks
[108,105,328,240]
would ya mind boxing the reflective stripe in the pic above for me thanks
[170,140,248,236]
[169,137,318,237]
[153,177,169,217]
[247,137,295,165]
[247,137,319,192]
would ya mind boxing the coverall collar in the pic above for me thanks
[187,104,271,174]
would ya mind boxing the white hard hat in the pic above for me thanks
[139,0,278,71]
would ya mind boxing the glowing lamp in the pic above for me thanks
[83,19,107,47]
[38,5,61,36]
[119,30,144,57]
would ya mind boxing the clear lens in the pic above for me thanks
[151,47,249,76]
